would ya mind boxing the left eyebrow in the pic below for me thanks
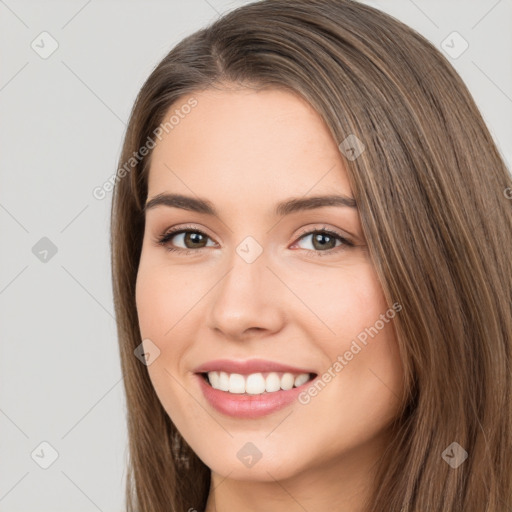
[143,193,357,216]
[274,194,357,216]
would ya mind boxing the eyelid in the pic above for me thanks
[154,223,354,255]
[293,224,353,244]
[154,223,219,249]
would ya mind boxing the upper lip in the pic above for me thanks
[193,358,316,375]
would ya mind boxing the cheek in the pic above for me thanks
[135,255,202,340]
[135,262,196,420]
[135,268,168,339]
[305,261,403,403]
[295,258,390,344]
[135,255,208,406]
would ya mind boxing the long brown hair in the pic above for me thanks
[110,0,512,510]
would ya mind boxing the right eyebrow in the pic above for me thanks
[144,193,216,215]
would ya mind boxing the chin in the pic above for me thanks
[191,436,311,482]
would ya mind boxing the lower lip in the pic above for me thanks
[196,374,312,419]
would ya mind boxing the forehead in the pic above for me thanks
[147,87,352,202]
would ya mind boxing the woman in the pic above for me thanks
[110,0,512,510]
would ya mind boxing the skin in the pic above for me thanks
[135,84,404,512]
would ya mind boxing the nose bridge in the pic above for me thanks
[206,238,285,339]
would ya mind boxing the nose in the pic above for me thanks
[205,248,286,341]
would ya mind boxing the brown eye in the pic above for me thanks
[294,229,352,253]
[157,228,217,252]
[181,231,209,248]
[310,232,338,250]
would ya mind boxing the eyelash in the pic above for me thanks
[155,223,354,258]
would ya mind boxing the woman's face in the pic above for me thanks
[136,85,404,486]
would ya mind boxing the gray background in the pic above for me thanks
[0,0,510,510]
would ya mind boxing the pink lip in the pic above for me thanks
[193,358,315,375]
[193,359,317,419]
[195,373,315,419]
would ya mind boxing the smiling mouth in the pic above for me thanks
[200,371,317,395]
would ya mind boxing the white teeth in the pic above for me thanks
[265,372,281,392]
[206,371,312,394]
[209,370,220,388]
[281,372,295,390]
[246,373,266,394]
[218,371,230,391]
[294,373,310,387]
[229,373,246,394]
